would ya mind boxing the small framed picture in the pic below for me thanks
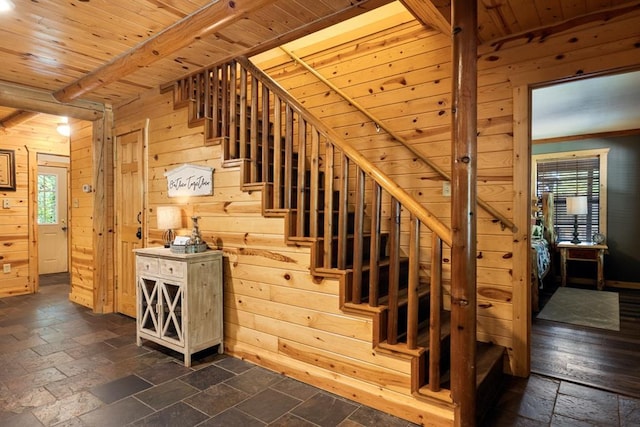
[0,149,16,191]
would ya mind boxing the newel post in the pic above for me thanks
[450,0,478,426]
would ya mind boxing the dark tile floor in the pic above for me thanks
[0,273,638,426]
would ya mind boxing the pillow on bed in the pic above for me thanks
[531,224,543,240]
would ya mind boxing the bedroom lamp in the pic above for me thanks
[157,206,182,248]
[566,196,587,244]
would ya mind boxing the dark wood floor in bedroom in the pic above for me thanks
[532,283,640,399]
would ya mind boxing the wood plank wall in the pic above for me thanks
[0,119,69,297]
[69,120,96,308]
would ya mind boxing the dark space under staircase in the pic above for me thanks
[165,57,505,412]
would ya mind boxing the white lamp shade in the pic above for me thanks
[566,196,588,215]
[157,206,182,229]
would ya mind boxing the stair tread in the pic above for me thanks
[377,308,449,356]
[416,341,505,396]
[476,341,505,385]
[376,282,430,307]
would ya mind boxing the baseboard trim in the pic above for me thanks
[606,280,640,290]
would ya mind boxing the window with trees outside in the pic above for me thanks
[533,148,608,244]
[38,173,58,225]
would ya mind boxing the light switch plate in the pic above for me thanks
[442,181,451,197]
[2,199,9,209]
[3,264,10,273]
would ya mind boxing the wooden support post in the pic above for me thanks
[92,108,115,313]
[450,1,478,426]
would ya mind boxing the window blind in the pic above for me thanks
[536,157,600,242]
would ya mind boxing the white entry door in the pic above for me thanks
[38,166,69,274]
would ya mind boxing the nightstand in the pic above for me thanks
[557,241,608,290]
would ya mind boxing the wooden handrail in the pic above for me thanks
[237,57,453,246]
[279,46,517,233]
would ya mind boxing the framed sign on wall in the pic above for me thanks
[0,149,16,191]
[164,163,214,198]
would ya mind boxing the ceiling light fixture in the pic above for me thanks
[0,0,15,13]
[56,117,71,137]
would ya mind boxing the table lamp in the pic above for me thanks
[157,206,182,248]
[566,196,587,244]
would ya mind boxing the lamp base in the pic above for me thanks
[571,215,581,244]
[162,229,175,248]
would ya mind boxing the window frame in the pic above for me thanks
[37,172,59,225]
[532,148,609,241]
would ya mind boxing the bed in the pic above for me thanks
[531,192,554,312]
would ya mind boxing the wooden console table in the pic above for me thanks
[557,242,608,290]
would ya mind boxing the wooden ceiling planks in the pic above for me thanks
[506,0,541,31]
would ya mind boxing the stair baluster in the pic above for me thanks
[368,183,382,307]
[352,168,365,303]
[429,233,443,392]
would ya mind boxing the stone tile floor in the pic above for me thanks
[1,274,639,426]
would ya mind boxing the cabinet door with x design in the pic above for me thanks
[138,277,185,346]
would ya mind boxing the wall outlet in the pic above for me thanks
[442,181,451,197]
[2,199,9,209]
[3,264,10,273]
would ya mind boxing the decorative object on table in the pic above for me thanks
[190,216,202,244]
[157,205,182,248]
[170,215,207,253]
[566,196,587,244]
[592,232,605,244]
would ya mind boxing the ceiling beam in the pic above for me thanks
[0,82,104,121]
[399,0,451,35]
[0,111,38,131]
[53,0,280,103]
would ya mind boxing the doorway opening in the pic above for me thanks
[529,69,640,398]
[37,154,70,286]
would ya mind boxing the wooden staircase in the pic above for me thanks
[167,57,505,414]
